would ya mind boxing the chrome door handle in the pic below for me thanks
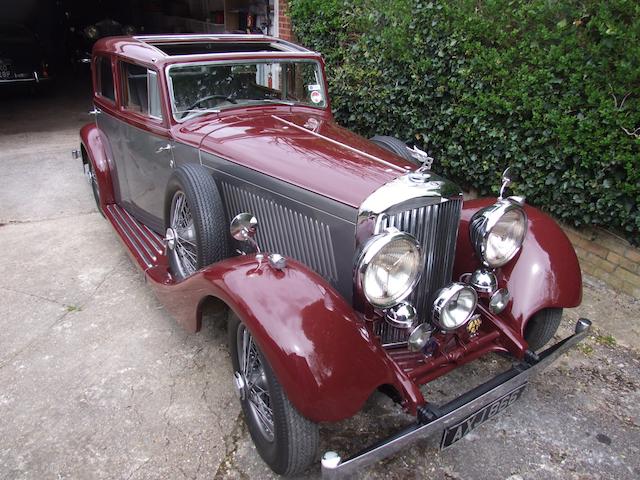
[156,144,173,154]
[88,107,101,116]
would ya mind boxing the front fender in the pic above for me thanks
[147,255,421,423]
[80,123,115,208]
[454,198,582,336]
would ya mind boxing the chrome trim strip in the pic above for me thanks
[0,77,46,83]
[321,319,592,479]
[199,153,357,223]
[106,205,154,267]
[272,115,408,173]
[120,207,165,254]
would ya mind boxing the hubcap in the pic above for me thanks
[164,228,176,250]
[236,325,274,442]
[233,371,246,400]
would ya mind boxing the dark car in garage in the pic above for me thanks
[0,23,52,90]
[78,34,592,478]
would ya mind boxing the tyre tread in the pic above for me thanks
[524,308,563,351]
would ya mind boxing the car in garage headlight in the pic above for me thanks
[83,25,99,40]
[469,198,527,268]
[356,228,424,309]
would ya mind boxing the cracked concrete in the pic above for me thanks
[1,76,639,479]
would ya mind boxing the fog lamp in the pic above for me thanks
[385,302,418,329]
[408,323,433,352]
[432,283,478,331]
[467,268,497,295]
[489,288,510,314]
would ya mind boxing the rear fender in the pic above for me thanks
[147,255,422,423]
[80,123,115,208]
[454,198,582,336]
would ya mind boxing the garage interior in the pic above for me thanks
[2,0,279,83]
[1,1,640,479]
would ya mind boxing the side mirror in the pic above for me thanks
[230,212,258,241]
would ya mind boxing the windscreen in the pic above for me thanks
[168,60,326,121]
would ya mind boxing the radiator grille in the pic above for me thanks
[375,198,463,345]
[221,182,339,284]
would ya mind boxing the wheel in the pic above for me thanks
[524,308,563,351]
[164,164,229,280]
[228,313,319,476]
[369,135,420,165]
[86,159,104,217]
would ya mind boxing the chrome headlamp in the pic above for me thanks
[432,282,478,331]
[470,198,527,268]
[356,228,424,309]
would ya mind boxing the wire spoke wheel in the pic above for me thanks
[164,164,229,281]
[169,191,198,277]
[237,325,275,441]
[228,314,319,475]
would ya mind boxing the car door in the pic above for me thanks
[119,61,174,233]
[93,54,129,204]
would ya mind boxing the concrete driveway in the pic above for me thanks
[1,80,639,480]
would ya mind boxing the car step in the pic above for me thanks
[104,204,165,270]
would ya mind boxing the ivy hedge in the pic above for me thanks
[289,0,640,243]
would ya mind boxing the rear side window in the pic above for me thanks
[122,62,162,119]
[97,56,115,101]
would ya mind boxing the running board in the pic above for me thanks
[104,204,166,270]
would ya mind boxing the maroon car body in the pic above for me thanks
[78,34,590,477]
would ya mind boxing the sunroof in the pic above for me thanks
[151,42,282,56]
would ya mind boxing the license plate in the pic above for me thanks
[440,383,527,449]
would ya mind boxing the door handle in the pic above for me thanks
[88,107,101,116]
[156,144,172,154]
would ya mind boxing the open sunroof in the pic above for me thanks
[150,41,283,56]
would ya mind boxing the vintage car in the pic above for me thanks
[0,23,52,90]
[76,34,591,477]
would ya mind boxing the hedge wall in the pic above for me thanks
[289,0,640,243]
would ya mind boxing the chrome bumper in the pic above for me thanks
[321,318,592,479]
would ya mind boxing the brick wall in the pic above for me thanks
[277,0,293,40]
[564,226,640,299]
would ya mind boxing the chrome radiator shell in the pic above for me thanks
[374,199,463,345]
[356,171,463,346]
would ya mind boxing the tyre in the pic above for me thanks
[164,164,229,280]
[228,313,319,476]
[369,135,419,165]
[524,308,563,351]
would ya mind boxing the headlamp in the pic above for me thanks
[470,198,527,268]
[356,228,423,309]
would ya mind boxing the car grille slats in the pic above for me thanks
[221,182,339,284]
[376,199,463,345]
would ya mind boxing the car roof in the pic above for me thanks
[93,34,321,68]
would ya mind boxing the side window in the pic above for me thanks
[97,56,115,101]
[122,62,162,119]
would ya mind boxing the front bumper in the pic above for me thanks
[321,318,592,479]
